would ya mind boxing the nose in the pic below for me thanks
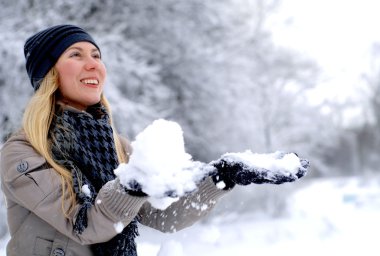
[83,56,100,71]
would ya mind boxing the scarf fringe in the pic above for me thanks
[92,219,139,256]
[73,200,92,234]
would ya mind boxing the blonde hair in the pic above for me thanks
[22,68,126,216]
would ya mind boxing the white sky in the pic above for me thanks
[268,0,380,104]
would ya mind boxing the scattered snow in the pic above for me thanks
[190,202,208,211]
[114,222,125,233]
[215,180,226,189]
[82,184,91,197]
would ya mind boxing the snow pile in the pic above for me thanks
[222,150,302,175]
[115,119,210,210]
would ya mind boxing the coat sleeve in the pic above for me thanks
[118,134,229,233]
[0,134,147,245]
[137,176,228,233]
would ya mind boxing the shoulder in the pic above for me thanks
[1,131,41,159]
[1,132,47,181]
[1,133,62,210]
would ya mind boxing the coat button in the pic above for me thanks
[53,248,65,256]
[16,160,28,173]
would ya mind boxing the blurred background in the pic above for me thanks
[0,0,380,255]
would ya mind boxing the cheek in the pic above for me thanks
[57,63,77,84]
[57,74,72,94]
[100,64,107,80]
[60,65,77,79]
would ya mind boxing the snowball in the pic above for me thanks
[115,119,210,209]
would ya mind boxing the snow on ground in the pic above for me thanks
[0,175,378,255]
[136,175,380,256]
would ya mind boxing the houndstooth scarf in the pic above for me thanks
[50,102,139,256]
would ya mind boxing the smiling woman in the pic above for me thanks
[0,24,230,256]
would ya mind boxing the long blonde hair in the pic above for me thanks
[22,68,127,216]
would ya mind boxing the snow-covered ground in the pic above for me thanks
[0,175,378,255]
[136,175,380,256]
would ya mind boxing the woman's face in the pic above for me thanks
[55,41,106,110]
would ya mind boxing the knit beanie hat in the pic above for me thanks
[24,24,100,90]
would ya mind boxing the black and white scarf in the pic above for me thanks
[50,102,139,256]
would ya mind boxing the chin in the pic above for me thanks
[88,97,102,104]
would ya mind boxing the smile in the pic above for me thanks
[80,79,99,85]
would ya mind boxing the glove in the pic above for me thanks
[122,179,194,198]
[210,152,310,190]
[123,179,148,197]
[122,178,193,210]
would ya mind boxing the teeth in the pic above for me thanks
[81,79,99,85]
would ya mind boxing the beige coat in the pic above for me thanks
[0,133,227,256]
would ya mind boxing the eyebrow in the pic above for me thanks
[65,46,100,53]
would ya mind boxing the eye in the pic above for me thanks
[92,52,101,59]
[69,51,81,58]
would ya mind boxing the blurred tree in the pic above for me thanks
[0,0,338,175]
[0,0,361,241]
[349,42,380,173]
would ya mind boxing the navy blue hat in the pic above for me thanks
[24,24,100,90]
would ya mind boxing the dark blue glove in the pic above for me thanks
[211,153,309,190]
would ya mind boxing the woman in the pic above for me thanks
[0,24,229,256]
[0,24,308,256]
